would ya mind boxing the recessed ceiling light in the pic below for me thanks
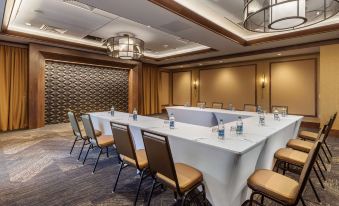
[147,25,151,28]
[316,11,321,15]
[219,60,224,63]
[277,53,282,56]
[163,44,169,48]
[199,63,203,66]
[25,22,32,26]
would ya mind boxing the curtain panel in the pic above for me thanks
[142,63,161,115]
[0,45,28,132]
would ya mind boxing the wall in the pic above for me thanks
[163,54,319,119]
[45,61,129,124]
[320,44,339,130]
[29,43,141,129]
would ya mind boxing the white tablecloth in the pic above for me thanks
[90,108,302,206]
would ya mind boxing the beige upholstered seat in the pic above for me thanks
[97,135,114,147]
[248,169,299,205]
[274,148,308,166]
[156,163,203,193]
[287,139,314,153]
[299,131,318,141]
[122,149,148,169]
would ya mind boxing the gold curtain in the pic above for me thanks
[142,63,160,115]
[0,45,28,132]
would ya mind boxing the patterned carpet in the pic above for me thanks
[0,123,338,206]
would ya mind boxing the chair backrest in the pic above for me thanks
[110,121,139,168]
[141,130,179,191]
[197,102,206,108]
[68,111,83,138]
[271,105,288,114]
[212,102,223,109]
[80,114,99,145]
[296,141,321,203]
[243,104,257,112]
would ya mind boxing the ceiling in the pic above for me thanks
[1,0,339,66]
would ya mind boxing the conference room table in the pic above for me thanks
[90,107,302,206]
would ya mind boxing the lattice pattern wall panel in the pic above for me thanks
[45,61,129,124]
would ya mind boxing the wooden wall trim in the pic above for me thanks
[269,58,318,117]
[28,43,140,129]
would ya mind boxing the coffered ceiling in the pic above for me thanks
[1,0,339,66]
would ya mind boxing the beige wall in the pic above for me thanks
[165,54,319,119]
[199,65,256,109]
[270,59,316,116]
[172,71,191,105]
[159,72,170,106]
[320,44,339,130]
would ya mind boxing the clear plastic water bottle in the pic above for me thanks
[281,108,287,117]
[236,116,243,135]
[218,119,225,140]
[169,113,175,129]
[228,103,233,110]
[259,112,265,126]
[273,109,280,121]
[133,108,138,121]
[110,106,115,116]
[257,105,262,113]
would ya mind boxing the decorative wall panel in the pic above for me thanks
[45,61,129,124]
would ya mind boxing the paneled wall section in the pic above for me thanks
[45,61,129,124]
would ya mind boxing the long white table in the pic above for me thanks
[90,107,302,206]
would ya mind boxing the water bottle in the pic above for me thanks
[257,105,262,113]
[169,113,175,129]
[236,116,243,135]
[110,106,115,116]
[228,103,233,110]
[281,108,287,117]
[273,109,280,121]
[259,112,265,126]
[218,119,225,140]
[133,108,138,121]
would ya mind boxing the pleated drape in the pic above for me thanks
[142,63,161,115]
[0,45,28,132]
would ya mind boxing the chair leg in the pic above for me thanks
[134,170,145,206]
[70,137,78,155]
[321,145,331,163]
[324,141,333,157]
[83,144,92,165]
[106,147,109,158]
[113,162,124,192]
[147,179,156,206]
[318,154,327,171]
[260,195,264,204]
[181,194,187,206]
[316,160,326,181]
[92,148,103,174]
[309,179,321,203]
[313,166,325,189]
[201,183,207,206]
[77,140,86,161]
[300,197,306,206]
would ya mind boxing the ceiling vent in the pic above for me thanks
[160,20,191,32]
[40,24,67,34]
[83,35,104,42]
[63,0,95,11]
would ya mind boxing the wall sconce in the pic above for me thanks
[261,74,266,89]
[193,80,199,90]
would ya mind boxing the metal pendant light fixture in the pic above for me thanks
[106,33,144,60]
[244,0,339,32]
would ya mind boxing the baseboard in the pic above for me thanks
[330,129,339,137]
[300,121,320,129]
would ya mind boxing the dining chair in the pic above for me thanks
[287,114,335,171]
[299,112,337,159]
[81,114,115,173]
[243,104,257,112]
[110,121,149,206]
[197,102,206,108]
[141,130,207,206]
[274,130,328,203]
[212,102,223,109]
[242,141,321,206]
[68,111,101,160]
[271,105,288,114]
